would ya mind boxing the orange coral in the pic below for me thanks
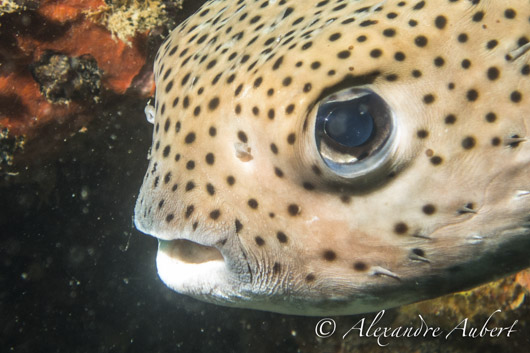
[0,0,152,138]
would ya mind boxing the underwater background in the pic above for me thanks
[1,1,530,352]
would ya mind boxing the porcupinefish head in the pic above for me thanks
[134,0,530,315]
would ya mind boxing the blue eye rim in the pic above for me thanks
[314,87,397,179]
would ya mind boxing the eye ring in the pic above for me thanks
[314,87,397,179]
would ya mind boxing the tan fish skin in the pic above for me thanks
[134,0,530,315]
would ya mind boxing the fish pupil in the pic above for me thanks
[323,100,374,147]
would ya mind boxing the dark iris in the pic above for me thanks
[323,100,374,147]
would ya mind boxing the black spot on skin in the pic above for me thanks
[270,143,278,154]
[276,231,288,243]
[387,12,398,19]
[518,36,529,47]
[329,33,341,41]
[412,70,422,78]
[165,80,174,93]
[273,262,281,275]
[310,61,321,70]
[511,91,522,103]
[234,84,243,96]
[287,133,296,145]
[357,35,367,42]
[312,165,322,175]
[303,182,315,190]
[285,104,295,115]
[205,153,215,165]
[171,184,178,192]
[235,219,243,233]
[186,160,195,170]
[185,132,196,144]
[165,214,174,223]
[430,156,443,165]
[472,11,484,22]
[162,145,170,158]
[414,35,428,48]
[394,52,406,61]
[248,199,258,209]
[272,56,284,70]
[394,222,408,234]
[486,40,498,49]
[158,199,164,209]
[522,65,530,76]
[255,236,265,246]
[509,134,522,148]
[487,67,500,80]
[287,204,300,216]
[491,137,501,146]
[238,131,248,143]
[274,167,284,178]
[340,195,351,204]
[305,274,315,282]
[206,183,215,196]
[303,83,312,92]
[208,97,220,110]
[360,20,378,27]
[409,19,418,27]
[353,261,368,271]
[466,89,479,101]
[185,181,195,191]
[282,77,292,86]
[227,176,235,186]
[337,50,351,59]
[445,114,457,124]
[164,172,171,184]
[423,94,435,104]
[385,74,398,82]
[209,126,217,137]
[457,33,468,43]
[370,49,383,58]
[413,1,425,10]
[383,28,396,37]
[323,250,337,261]
[435,15,447,29]
[422,204,436,215]
[462,136,476,149]
[504,8,516,19]
[485,112,497,122]
[185,205,194,218]
[209,210,221,220]
[461,59,471,69]
[412,248,425,257]
[417,129,429,138]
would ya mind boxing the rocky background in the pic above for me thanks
[1,1,529,352]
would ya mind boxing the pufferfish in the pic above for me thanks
[134,0,530,315]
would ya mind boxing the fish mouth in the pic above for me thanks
[159,239,224,264]
[156,238,251,304]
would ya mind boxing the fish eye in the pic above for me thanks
[314,88,397,179]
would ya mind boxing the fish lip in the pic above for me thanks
[154,235,253,303]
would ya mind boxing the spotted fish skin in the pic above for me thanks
[134,0,530,315]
